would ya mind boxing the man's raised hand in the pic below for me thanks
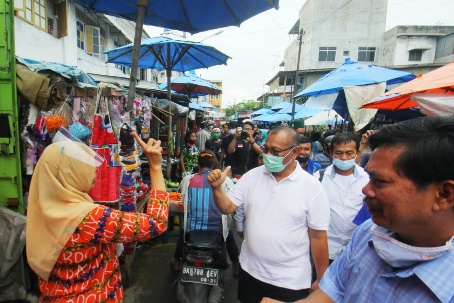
[207,166,231,188]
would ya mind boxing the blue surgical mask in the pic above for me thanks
[371,224,454,268]
[333,158,356,171]
[263,148,295,173]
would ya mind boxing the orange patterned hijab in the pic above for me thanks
[26,141,98,281]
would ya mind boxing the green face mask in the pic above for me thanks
[262,148,295,173]
[212,133,220,139]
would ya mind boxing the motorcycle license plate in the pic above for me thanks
[181,265,219,285]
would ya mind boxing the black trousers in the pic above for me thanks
[238,266,310,303]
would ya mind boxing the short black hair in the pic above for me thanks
[310,131,321,142]
[369,116,454,189]
[185,131,196,144]
[198,150,219,169]
[268,126,298,147]
[331,132,359,151]
[228,121,238,129]
[298,135,312,145]
[243,121,254,129]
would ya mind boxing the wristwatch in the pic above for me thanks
[251,141,256,145]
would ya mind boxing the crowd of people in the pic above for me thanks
[26,115,454,303]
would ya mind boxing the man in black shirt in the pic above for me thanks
[227,121,261,176]
[205,127,223,160]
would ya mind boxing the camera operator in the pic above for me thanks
[227,121,262,176]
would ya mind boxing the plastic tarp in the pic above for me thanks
[276,102,303,114]
[0,207,26,300]
[259,113,292,122]
[294,104,325,120]
[294,58,415,98]
[156,99,189,116]
[344,83,385,131]
[412,93,454,116]
[304,110,343,126]
[253,113,276,121]
[362,62,454,111]
[305,93,338,110]
[17,56,97,87]
[251,108,274,116]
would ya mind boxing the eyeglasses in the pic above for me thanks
[260,145,296,157]
[243,127,253,131]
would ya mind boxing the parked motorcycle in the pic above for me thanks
[177,230,228,303]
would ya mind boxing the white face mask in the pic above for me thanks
[229,129,236,135]
[371,224,454,268]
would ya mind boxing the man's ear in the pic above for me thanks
[292,146,301,157]
[433,180,454,212]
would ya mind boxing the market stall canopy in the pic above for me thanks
[73,0,279,34]
[17,56,97,87]
[260,113,292,122]
[253,113,276,121]
[270,101,291,110]
[156,99,189,116]
[251,108,274,116]
[159,71,221,97]
[293,58,416,98]
[197,101,216,109]
[276,102,303,114]
[304,110,343,126]
[294,104,325,120]
[189,101,206,111]
[362,62,454,115]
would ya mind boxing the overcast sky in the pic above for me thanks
[145,0,454,108]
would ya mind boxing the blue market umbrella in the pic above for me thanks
[74,0,279,35]
[253,112,276,121]
[276,102,303,114]
[270,101,291,111]
[251,108,273,116]
[105,36,230,179]
[294,104,325,120]
[260,113,292,123]
[293,58,416,123]
[160,71,221,98]
[74,0,278,111]
[294,58,416,98]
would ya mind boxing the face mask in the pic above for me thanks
[296,156,309,164]
[212,133,220,139]
[229,129,236,135]
[333,158,356,170]
[263,148,295,173]
[371,224,454,268]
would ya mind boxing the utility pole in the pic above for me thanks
[291,28,304,120]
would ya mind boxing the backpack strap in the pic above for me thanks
[318,168,326,182]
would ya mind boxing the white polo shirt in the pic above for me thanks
[314,164,369,260]
[227,163,330,290]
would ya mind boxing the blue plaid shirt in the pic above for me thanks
[320,220,454,303]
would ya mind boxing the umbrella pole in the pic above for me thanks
[166,65,172,181]
[126,0,148,112]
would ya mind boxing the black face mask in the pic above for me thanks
[296,156,309,164]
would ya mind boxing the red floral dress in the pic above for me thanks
[38,190,169,303]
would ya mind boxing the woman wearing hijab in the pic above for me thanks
[26,133,168,302]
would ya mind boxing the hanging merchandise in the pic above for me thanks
[43,102,73,133]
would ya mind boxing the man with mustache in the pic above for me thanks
[262,116,454,303]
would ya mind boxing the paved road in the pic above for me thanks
[123,228,242,303]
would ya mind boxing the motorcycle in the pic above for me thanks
[177,230,228,303]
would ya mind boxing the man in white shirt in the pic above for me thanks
[314,132,369,262]
[208,126,330,303]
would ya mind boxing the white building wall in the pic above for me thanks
[14,2,147,80]
[284,0,387,71]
